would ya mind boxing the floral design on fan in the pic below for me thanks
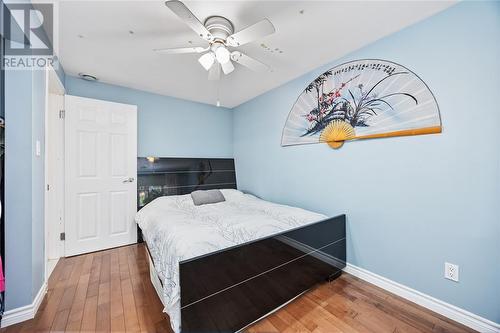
[302,70,418,145]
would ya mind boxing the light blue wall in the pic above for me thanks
[3,2,63,311]
[4,69,47,310]
[31,69,47,299]
[65,77,233,158]
[233,1,500,323]
[5,70,34,310]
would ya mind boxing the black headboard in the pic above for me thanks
[137,157,237,209]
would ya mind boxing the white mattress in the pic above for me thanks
[135,189,327,333]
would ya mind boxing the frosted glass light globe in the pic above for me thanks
[198,52,215,70]
[215,46,230,64]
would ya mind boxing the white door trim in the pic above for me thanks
[44,64,65,284]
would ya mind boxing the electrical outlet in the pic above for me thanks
[444,262,459,282]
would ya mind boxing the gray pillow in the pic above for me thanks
[191,190,226,206]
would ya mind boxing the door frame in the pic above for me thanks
[44,64,65,283]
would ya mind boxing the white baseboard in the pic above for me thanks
[343,263,500,333]
[1,282,48,328]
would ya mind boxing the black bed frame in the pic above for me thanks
[137,157,346,333]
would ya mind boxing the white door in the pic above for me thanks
[65,95,137,256]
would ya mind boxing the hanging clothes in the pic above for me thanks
[0,256,4,293]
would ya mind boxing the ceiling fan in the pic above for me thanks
[155,0,276,80]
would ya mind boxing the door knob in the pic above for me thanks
[123,177,135,183]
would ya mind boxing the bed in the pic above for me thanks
[136,157,346,333]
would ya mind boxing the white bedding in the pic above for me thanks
[135,189,327,333]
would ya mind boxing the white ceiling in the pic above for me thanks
[58,1,455,108]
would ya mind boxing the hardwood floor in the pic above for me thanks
[2,244,475,333]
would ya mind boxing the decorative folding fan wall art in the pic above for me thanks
[281,59,442,149]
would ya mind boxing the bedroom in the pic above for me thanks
[0,0,499,332]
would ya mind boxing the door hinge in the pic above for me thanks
[59,109,65,119]
[47,184,50,191]
[60,232,65,241]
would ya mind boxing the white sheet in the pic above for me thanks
[135,189,327,333]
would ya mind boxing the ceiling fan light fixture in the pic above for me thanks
[215,46,230,64]
[162,0,276,80]
[198,52,215,70]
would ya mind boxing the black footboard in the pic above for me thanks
[179,214,346,333]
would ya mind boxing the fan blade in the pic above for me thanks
[231,51,270,72]
[208,63,221,80]
[226,19,275,47]
[220,60,235,75]
[154,46,208,54]
[165,0,213,41]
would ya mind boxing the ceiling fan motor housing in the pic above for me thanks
[204,16,234,41]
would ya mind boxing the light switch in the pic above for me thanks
[36,140,41,157]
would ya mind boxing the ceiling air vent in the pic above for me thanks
[78,73,98,82]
